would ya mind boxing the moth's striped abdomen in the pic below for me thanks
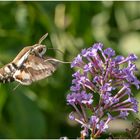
[0,63,17,83]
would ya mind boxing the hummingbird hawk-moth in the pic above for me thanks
[0,33,68,85]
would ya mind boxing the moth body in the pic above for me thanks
[0,33,62,86]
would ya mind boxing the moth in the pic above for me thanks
[0,33,69,85]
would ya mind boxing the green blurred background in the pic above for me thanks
[0,1,140,139]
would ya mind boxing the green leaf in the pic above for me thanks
[6,92,46,138]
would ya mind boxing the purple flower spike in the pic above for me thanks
[67,43,140,139]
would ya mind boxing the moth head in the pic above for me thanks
[31,33,48,57]
[32,44,47,57]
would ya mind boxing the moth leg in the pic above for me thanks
[13,83,21,91]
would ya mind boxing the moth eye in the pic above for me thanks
[38,48,43,53]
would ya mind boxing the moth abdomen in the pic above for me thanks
[0,75,14,83]
[0,63,16,83]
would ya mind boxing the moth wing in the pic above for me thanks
[12,46,32,68]
[13,55,59,85]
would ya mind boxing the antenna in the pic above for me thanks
[38,33,48,44]
[47,48,65,55]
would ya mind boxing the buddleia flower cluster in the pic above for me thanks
[67,43,140,139]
